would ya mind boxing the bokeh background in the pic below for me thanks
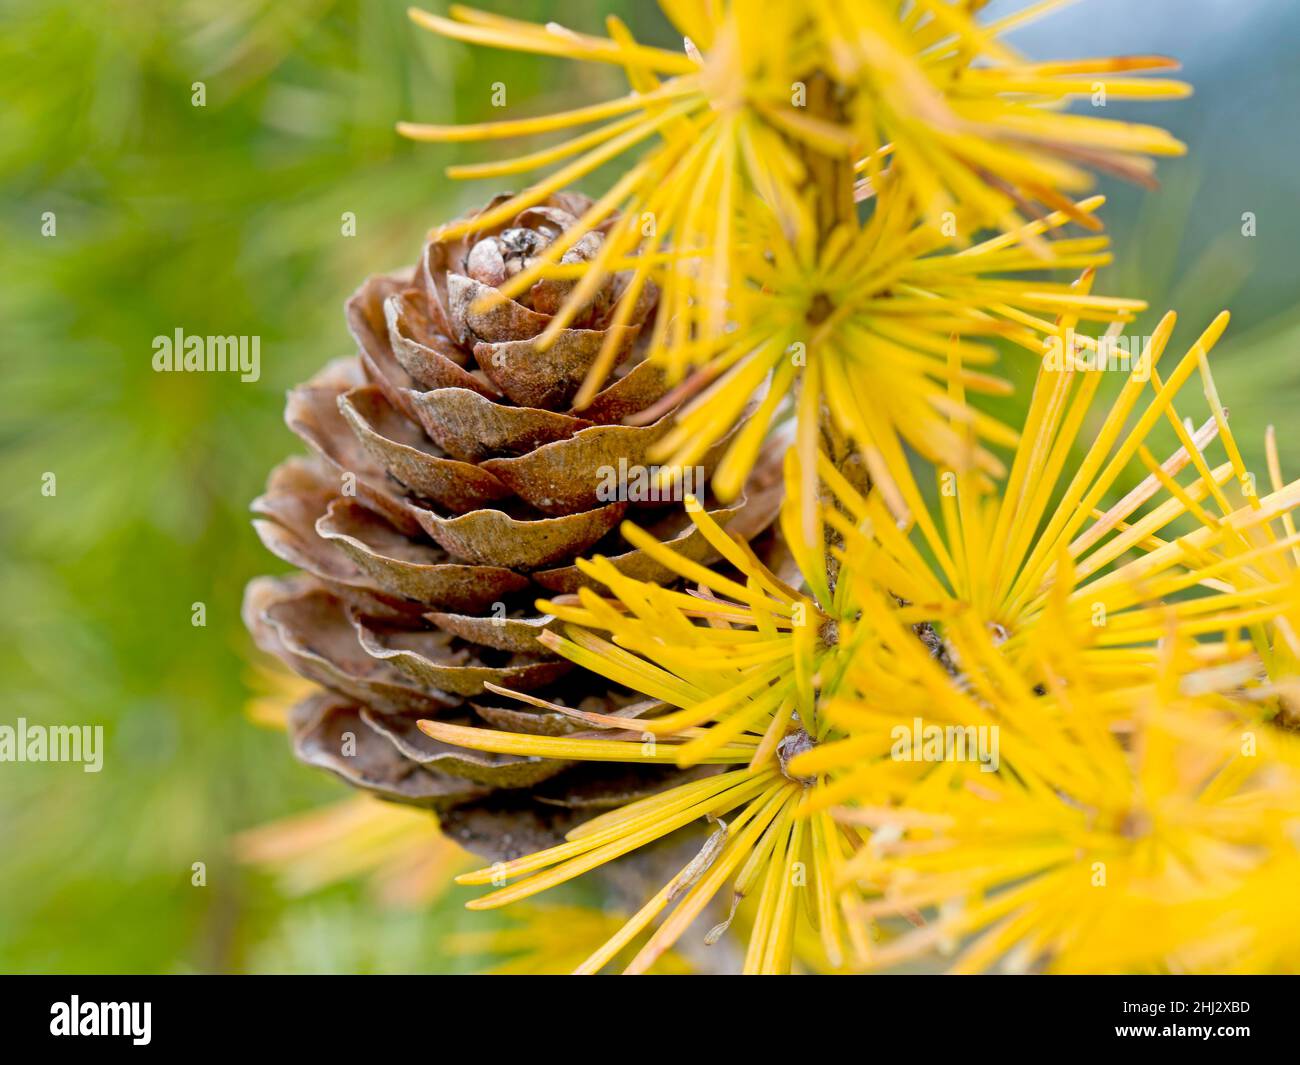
[1,0,1297,973]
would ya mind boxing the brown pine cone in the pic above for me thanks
[243,192,781,861]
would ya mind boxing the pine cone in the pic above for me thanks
[244,192,782,861]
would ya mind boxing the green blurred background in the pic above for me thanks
[0,0,1297,973]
